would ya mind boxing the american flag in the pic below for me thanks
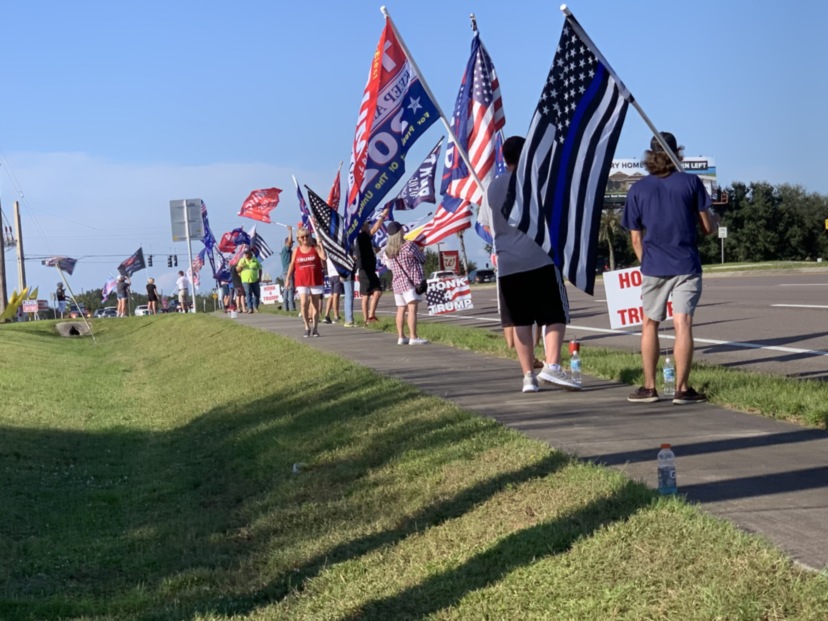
[407,197,472,247]
[188,250,206,287]
[442,29,505,206]
[503,16,630,295]
[305,187,355,273]
[327,163,342,212]
[101,276,117,301]
[238,188,282,223]
[425,276,472,315]
[292,176,312,230]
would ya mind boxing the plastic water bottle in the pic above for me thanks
[662,356,675,397]
[569,350,582,386]
[657,444,677,495]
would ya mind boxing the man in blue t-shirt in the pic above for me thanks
[622,132,718,405]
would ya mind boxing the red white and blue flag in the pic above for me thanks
[502,14,630,295]
[345,17,439,247]
[406,197,472,247]
[238,188,282,223]
[293,176,312,231]
[326,163,342,213]
[441,29,505,206]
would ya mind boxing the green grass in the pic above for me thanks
[1,316,827,620]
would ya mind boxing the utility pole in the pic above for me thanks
[0,200,7,315]
[14,201,26,291]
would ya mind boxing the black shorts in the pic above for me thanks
[359,269,381,295]
[499,264,569,327]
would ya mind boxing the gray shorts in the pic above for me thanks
[642,274,702,322]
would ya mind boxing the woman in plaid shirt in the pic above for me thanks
[384,222,429,346]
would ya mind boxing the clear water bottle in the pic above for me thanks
[657,444,677,495]
[569,350,582,386]
[662,356,675,397]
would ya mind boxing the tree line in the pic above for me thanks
[599,182,828,269]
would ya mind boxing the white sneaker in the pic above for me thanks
[538,364,581,390]
[397,337,410,345]
[408,338,429,345]
[522,372,539,393]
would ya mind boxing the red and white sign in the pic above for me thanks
[261,284,283,305]
[439,250,460,273]
[603,267,673,329]
[22,300,39,313]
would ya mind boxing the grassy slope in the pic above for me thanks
[0,316,826,620]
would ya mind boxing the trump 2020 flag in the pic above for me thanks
[306,187,355,274]
[384,138,442,213]
[118,247,146,277]
[239,188,282,223]
[345,15,440,247]
[503,14,630,295]
[327,163,342,212]
[441,27,505,206]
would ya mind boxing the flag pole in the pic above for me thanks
[559,4,684,172]
[380,6,486,192]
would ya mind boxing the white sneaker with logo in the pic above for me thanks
[397,337,410,345]
[538,364,581,390]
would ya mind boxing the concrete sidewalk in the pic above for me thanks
[234,312,828,572]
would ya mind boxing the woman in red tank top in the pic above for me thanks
[286,227,327,337]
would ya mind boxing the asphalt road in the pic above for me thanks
[379,267,828,380]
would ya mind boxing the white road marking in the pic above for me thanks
[778,284,828,287]
[431,312,828,357]
[771,304,828,309]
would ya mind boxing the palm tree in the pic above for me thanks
[598,207,623,271]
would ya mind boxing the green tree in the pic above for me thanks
[598,208,623,270]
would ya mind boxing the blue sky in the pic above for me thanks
[1,0,825,297]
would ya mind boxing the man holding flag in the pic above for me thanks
[481,137,580,394]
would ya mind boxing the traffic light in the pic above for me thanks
[173,255,178,267]
[167,255,172,268]
[147,255,153,267]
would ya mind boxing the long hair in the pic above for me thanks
[643,145,684,176]
[385,231,404,259]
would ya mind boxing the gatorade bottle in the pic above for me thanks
[657,444,677,495]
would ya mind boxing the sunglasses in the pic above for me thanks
[298,235,309,240]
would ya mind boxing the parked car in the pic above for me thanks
[428,270,458,280]
[93,306,117,318]
[474,269,496,283]
[68,303,91,318]
[134,305,150,316]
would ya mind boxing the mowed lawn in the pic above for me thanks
[1,316,826,620]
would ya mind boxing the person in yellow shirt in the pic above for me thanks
[236,248,263,313]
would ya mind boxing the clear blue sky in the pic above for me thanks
[1,0,825,297]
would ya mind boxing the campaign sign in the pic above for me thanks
[22,300,39,313]
[261,284,283,305]
[426,276,473,316]
[603,267,672,329]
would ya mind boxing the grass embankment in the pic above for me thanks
[351,311,828,429]
[1,316,827,620]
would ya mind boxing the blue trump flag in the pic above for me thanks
[345,16,439,248]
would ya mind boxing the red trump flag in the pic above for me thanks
[238,188,282,223]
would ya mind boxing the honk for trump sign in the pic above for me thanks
[603,267,673,329]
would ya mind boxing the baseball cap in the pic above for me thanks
[650,131,679,154]
[386,221,402,236]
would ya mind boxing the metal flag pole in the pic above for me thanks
[380,6,486,192]
[559,4,684,172]
[55,266,96,344]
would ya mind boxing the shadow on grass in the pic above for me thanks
[0,372,489,620]
[343,480,653,620]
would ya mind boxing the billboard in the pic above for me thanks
[604,157,719,205]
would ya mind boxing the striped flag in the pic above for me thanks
[441,28,505,206]
[503,15,630,295]
[305,187,355,273]
[101,276,117,301]
[293,176,312,230]
[406,197,472,247]
[42,256,78,275]
[238,188,282,223]
[327,163,342,212]
[248,226,273,260]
